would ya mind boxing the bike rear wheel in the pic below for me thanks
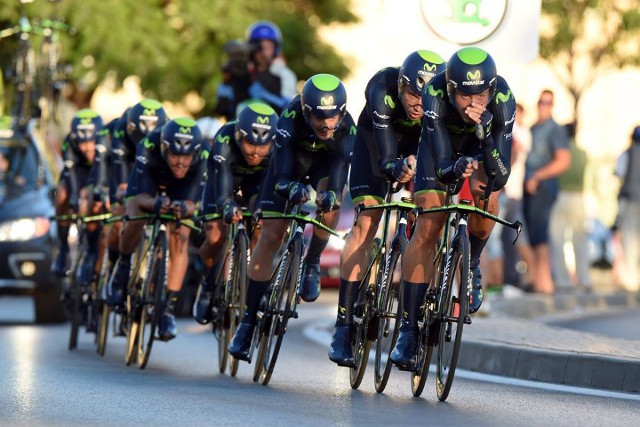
[350,238,380,389]
[255,239,301,385]
[435,236,470,401]
[67,274,81,351]
[96,252,113,356]
[374,247,402,393]
[138,230,168,369]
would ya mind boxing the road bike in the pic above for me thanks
[411,179,521,400]
[348,184,415,392]
[249,204,340,385]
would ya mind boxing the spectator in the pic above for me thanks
[523,90,570,295]
[612,125,640,293]
[549,131,592,291]
[214,21,297,119]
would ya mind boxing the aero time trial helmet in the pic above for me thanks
[70,109,103,145]
[127,99,168,144]
[300,74,347,125]
[247,21,282,55]
[398,50,446,94]
[235,102,278,146]
[160,118,203,159]
[445,47,497,106]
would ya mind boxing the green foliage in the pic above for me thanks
[540,0,640,108]
[0,0,358,113]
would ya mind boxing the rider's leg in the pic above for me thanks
[194,219,227,324]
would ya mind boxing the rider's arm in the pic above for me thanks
[181,150,209,215]
[327,115,356,201]
[62,141,82,209]
[423,86,459,185]
[112,131,132,186]
[273,101,298,193]
[479,77,516,190]
[209,126,235,207]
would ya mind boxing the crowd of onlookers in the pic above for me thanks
[480,89,640,300]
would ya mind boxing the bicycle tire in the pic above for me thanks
[96,252,113,356]
[435,235,470,401]
[350,238,381,389]
[228,232,248,377]
[215,250,231,374]
[138,230,168,369]
[67,274,81,351]
[374,246,402,393]
[124,261,143,366]
[256,237,301,385]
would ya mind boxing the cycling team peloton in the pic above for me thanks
[52,20,515,372]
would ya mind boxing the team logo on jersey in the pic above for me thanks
[283,109,296,119]
[420,0,508,45]
[213,154,226,163]
[217,135,230,144]
[496,90,512,104]
[384,95,396,109]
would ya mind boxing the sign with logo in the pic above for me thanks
[418,0,540,63]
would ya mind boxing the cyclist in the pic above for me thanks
[52,109,103,278]
[193,102,278,325]
[108,118,207,341]
[328,50,446,366]
[391,47,515,369]
[80,100,167,287]
[228,74,355,361]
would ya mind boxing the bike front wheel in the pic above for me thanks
[254,239,301,385]
[227,233,248,377]
[138,230,168,369]
[435,236,470,401]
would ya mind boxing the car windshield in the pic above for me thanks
[0,139,43,204]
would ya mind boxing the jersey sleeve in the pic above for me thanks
[366,72,402,174]
[208,126,235,207]
[327,114,356,199]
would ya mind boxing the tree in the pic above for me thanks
[0,0,358,113]
[540,0,640,125]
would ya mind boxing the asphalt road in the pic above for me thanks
[0,294,639,426]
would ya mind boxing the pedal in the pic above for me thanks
[464,315,472,325]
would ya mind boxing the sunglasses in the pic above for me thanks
[538,99,553,106]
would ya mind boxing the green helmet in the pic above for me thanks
[160,117,203,158]
[300,74,347,124]
[235,102,278,146]
[446,47,497,105]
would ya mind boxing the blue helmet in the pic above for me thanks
[235,102,278,146]
[70,109,103,145]
[446,47,497,106]
[160,118,203,158]
[247,20,282,55]
[398,50,446,94]
[126,99,168,145]
[632,125,640,142]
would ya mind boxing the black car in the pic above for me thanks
[0,121,64,323]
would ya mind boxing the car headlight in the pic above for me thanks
[0,217,51,242]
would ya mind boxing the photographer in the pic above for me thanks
[214,21,297,119]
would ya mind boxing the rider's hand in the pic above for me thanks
[475,110,494,141]
[222,199,242,224]
[383,156,417,183]
[317,190,339,212]
[170,200,188,219]
[153,195,171,214]
[453,156,475,179]
[287,181,310,205]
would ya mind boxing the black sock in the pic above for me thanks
[86,227,102,254]
[108,248,120,265]
[58,224,69,251]
[400,280,428,328]
[165,290,179,313]
[469,233,488,270]
[305,233,329,264]
[242,279,270,325]
[335,278,360,326]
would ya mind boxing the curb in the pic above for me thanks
[458,340,640,393]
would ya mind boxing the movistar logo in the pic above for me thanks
[143,108,156,116]
[495,90,512,104]
[384,95,396,109]
[217,135,230,144]
[467,70,481,80]
[179,126,192,134]
[492,148,499,159]
[200,150,209,160]
[350,125,357,135]
[143,138,154,149]
[426,85,444,98]
[283,109,296,118]
[320,96,334,106]
[425,63,436,72]
[114,130,125,138]
[257,116,269,124]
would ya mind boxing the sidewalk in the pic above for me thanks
[461,272,640,393]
